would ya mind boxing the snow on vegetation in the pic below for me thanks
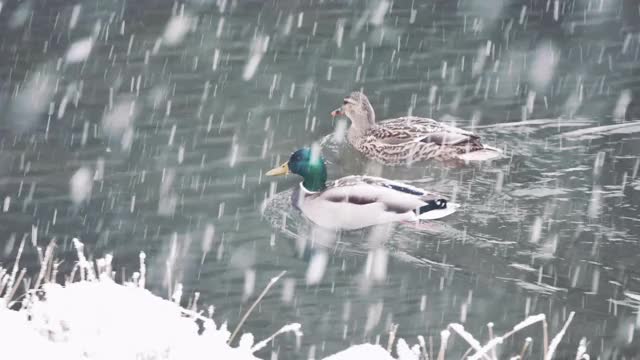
[2,280,267,360]
[1,239,586,360]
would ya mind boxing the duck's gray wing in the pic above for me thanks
[329,176,445,202]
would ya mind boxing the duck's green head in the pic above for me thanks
[265,148,327,192]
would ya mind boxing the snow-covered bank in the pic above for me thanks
[0,238,301,360]
[0,274,395,360]
[1,242,582,360]
[1,278,273,360]
[0,275,584,360]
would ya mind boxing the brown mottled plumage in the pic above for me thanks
[331,91,500,165]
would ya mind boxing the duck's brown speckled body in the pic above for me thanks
[332,92,500,165]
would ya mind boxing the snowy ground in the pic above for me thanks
[0,274,400,360]
[0,253,580,360]
[1,279,265,360]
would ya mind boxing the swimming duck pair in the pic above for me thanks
[266,91,501,230]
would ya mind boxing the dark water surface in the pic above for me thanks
[1,0,640,358]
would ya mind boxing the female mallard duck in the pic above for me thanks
[330,91,501,165]
[265,148,458,230]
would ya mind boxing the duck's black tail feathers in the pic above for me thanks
[415,199,447,215]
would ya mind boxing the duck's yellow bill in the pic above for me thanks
[266,162,289,176]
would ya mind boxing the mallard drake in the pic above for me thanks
[330,91,501,165]
[265,148,458,230]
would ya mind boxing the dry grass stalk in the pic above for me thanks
[72,238,96,282]
[228,270,286,345]
[139,252,146,289]
[417,335,427,360]
[50,260,61,283]
[5,268,27,305]
[429,335,434,360]
[387,324,398,352]
[7,236,26,296]
[543,320,549,359]
[519,337,532,359]
[488,322,497,360]
[34,239,56,290]
[448,324,491,360]
[251,323,302,353]
[468,315,546,360]
[0,269,9,296]
[544,311,575,360]
[461,347,474,359]
[575,337,587,360]
[437,330,450,360]
[460,312,577,360]
[68,263,79,285]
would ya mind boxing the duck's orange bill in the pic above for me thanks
[266,162,289,176]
